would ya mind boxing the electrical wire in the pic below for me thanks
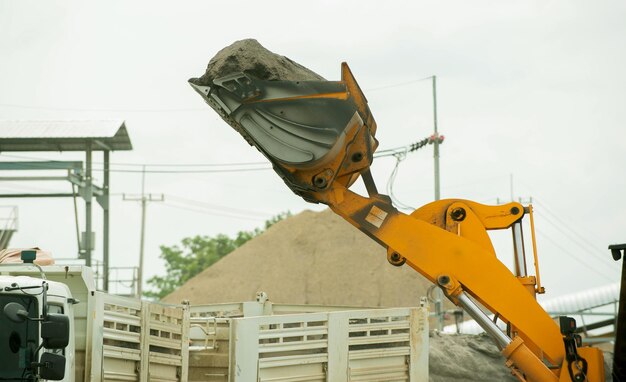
[114,192,272,220]
[0,152,271,173]
[533,198,616,265]
[0,139,432,175]
[0,134,437,214]
[0,143,429,168]
[0,181,68,194]
[0,75,435,113]
[365,76,433,92]
[535,230,613,279]
[103,138,431,172]
[374,137,430,157]
[165,194,271,218]
[158,201,266,222]
[99,167,273,174]
[533,208,618,276]
[382,136,433,211]
[386,152,415,211]
[0,102,205,113]
[96,161,269,168]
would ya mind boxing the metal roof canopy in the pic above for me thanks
[0,120,132,152]
[0,120,133,292]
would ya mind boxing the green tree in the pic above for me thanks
[144,212,290,299]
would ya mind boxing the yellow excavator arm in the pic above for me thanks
[190,63,604,381]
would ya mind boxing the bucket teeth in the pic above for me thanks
[188,81,212,101]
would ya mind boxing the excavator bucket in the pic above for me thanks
[190,63,379,203]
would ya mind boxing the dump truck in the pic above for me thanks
[1,253,430,381]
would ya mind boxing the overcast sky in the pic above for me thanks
[0,0,624,300]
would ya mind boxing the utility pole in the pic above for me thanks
[123,166,164,297]
[433,75,441,201]
[430,75,446,331]
[430,76,445,201]
[496,174,532,205]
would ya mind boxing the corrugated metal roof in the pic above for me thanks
[0,120,132,151]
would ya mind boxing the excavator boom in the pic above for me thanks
[191,62,604,382]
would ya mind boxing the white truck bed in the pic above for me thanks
[86,292,189,382]
[187,299,429,382]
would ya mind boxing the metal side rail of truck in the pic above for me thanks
[0,251,190,382]
[186,292,429,382]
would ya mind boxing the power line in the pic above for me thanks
[0,75,435,113]
[536,230,613,280]
[100,167,273,174]
[158,202,266,222]
[531,198,617,274]
[533,198,609,252]
[0,140,433,174]
[0,153,270,170]
[406,174,510,193]
[0,102,205,113]
[100,161,269,168]
[533,209,618,276]
[375,137,430,156]
[365,76,433,92]
[0,181,67,194]
[165,194,271,218]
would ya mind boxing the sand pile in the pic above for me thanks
[189,38,325,86]
[429,333,516,381]
[164,209,440,307]
[435,333,611,381]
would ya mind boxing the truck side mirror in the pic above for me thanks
[41,313,70,349]
[38,352,66,381]
[3,302,28,323]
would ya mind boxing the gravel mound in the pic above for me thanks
[430,333,613,381]
[429,333,516,381]
[189,38,325,86]
[163,209,439,307]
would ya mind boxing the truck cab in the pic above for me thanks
[0,262,73,381]
[1,254,190,382]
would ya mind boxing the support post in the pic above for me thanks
[103,150,110,292]
[85,142,92,267]
[138,195,146,297]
